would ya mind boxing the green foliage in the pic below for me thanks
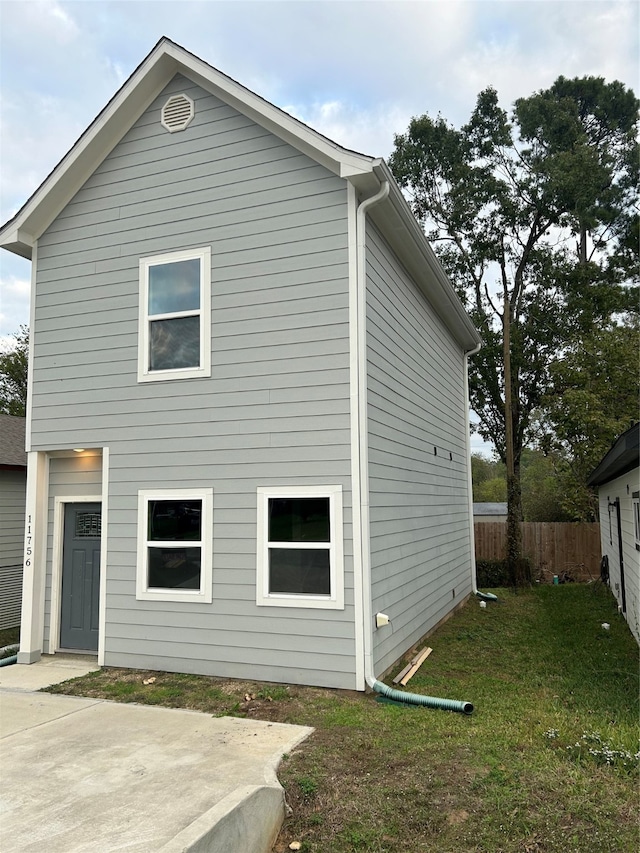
[0,325,28,416]
[471,453,507,502]
[389,77,638,567]
[539,316,640,520]
[473,450,574,522]
[475,559,512,587]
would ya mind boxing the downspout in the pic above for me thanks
[355,180,474,713]
[354,179,389,693]
[464,343,498,603]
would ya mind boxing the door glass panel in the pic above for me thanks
[75,512,101,538]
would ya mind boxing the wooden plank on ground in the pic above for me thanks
[400,647,432,686]
[392,662,414,684]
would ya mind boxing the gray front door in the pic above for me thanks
[60,503,101,651]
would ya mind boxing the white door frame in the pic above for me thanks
[49,495,102,655]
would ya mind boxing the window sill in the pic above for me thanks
[257,593,344,610]
[136,588,213,604]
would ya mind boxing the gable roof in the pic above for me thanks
[0,38,480,350]
[0,415,27,468]
[587,422,639,487]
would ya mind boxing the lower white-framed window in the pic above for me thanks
[256,485,344,609]
[136,488,213,602]
[633,491,640,551]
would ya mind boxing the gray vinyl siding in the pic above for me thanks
[43,454,103,652]
[33,75,355,687]
[0,469,27,629]
[597,473,640,644]
[365,223,473,676]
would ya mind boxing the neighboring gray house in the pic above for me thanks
[0,39,481,690]
[473,502,508,523]
[0,415,27,630]
[588,423,640,645]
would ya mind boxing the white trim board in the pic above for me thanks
[49,495,102,656]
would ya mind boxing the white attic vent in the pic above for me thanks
[161,94,195,133]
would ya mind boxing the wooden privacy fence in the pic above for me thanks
[474,522,602,582]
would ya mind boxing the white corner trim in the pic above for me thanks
[18,451,49,662]
[256,485,345,610]
[25,241,37,453]
[98,448,109,666]
[136,487,213,603]
[48,494,102,656]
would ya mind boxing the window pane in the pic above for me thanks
[269,548,330,595]
[148,500,202,541]
[268,498,330,542]
[150,316,200,370]
[149,259,200,315]
[148,547,201,590]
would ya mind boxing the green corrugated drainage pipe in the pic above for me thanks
[369,677,474,715]
[476,591,498,602]
[0,655,18,667]
[0,645,19,667]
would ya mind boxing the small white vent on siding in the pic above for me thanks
[161,94,195,133]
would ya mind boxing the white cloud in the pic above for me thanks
[0,0,637,339]
[0,272,31,339]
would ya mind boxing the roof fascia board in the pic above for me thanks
[0,48,178,259]
[1,40,376,258]
[161,42,374,177]
[587,423,639,486]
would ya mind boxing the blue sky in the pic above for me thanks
[0,0,638,453]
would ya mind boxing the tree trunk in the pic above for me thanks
[503,299,528,586]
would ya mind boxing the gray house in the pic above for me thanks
[588,423,640,644]
[0,39,480,690]
[0,415,27,630]
[473,502,508,523]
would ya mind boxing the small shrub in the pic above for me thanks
[476,558,510,587]
[476,557,533,587]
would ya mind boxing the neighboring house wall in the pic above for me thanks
[33,75,357,687]
[365,222,473,675]
[0,469,27,630]
[597,470,640,644]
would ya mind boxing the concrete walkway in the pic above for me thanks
[0,657,313,852]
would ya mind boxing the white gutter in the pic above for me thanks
[352,179,390,690]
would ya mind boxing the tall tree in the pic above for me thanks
[0,325,28,417]
[389,77,638,584]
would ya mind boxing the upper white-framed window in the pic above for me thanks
[633,491,640,551]
[136,488,213,603]
[256,485,344,610]
[138,247,211,382]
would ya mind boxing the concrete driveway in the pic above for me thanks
[0,657,312,852]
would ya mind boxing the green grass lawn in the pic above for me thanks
[46,584,639,852]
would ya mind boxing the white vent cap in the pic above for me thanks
[161,94,195,133]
